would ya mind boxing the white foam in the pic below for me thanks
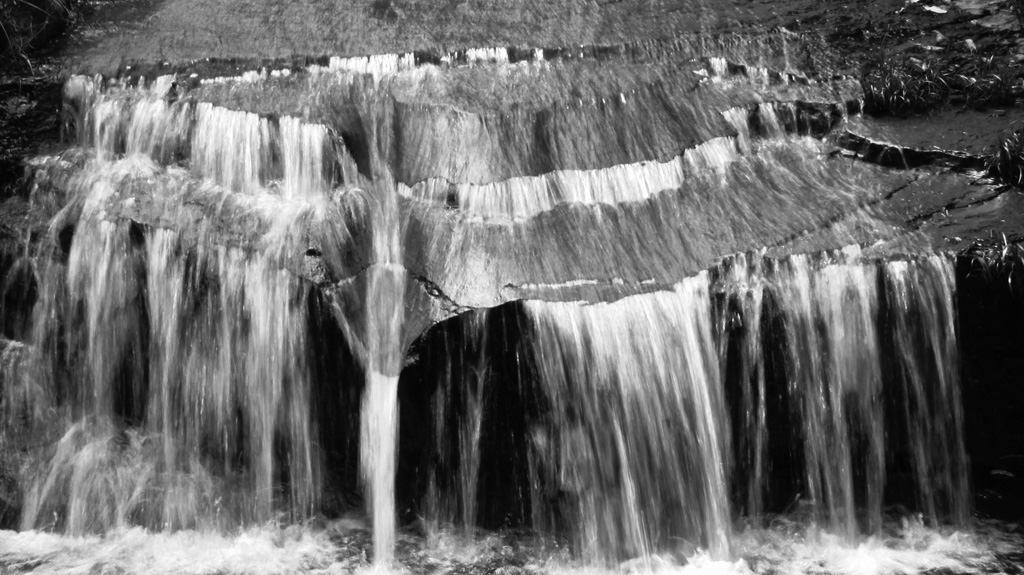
[0,518,1017,575]
[0,527,338,575]
[538,519,1020,575]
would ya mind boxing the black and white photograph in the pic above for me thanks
[1,0,1023,573]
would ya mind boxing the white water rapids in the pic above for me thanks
[0,517,1019,575]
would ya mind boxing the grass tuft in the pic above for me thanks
[862,55,1024,117]
[0,0,79,70]
[989,129,1024,186]
[964,235,1024,294]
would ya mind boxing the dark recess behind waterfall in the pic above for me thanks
[957,257,1024,523]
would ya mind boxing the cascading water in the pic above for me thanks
[883,256,971,527]
[358,195,407,565]
[714,252,766,519]
[775,247,886,538]
[424,311,492,536]
[20,220,321,533]
[526,275,732,563]
[417,247,980,568]
[520,250,967,562]
[1,27,1020,575]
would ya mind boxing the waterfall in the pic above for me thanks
[775,247,886,537]
[5,28,1004,574]
[75,81,347,198]
[21,220,320,532]
[884,256,971,526]
[279,117,329,200]
[191,103,273,193]
[715,252,766,518]
[526,274,732,563]
[421,250,972,565]
[357,96,408,565]
[359,262,406,565]
[424,311,492,535]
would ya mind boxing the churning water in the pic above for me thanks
[1,30,1021,574]
[0,517,1020,574]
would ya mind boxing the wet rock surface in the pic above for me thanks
[3,0,1022,265]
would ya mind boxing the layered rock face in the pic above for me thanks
[0,30,994,564]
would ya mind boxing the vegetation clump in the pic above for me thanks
[989,129,1024,186]
[964,236,1024,294]
[862,55,1023,117]
[0,0,80,69]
